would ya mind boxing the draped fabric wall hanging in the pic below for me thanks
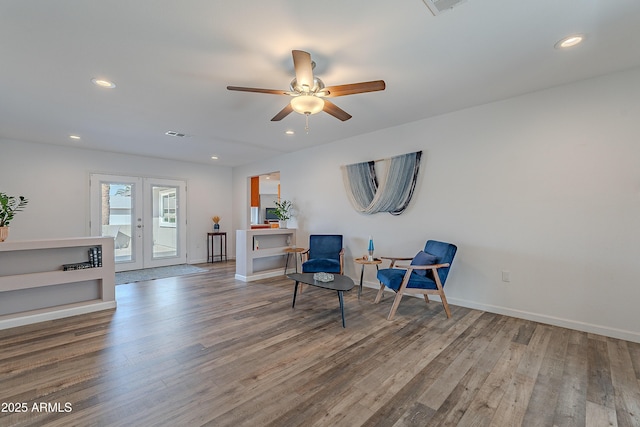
[342,151,422,215]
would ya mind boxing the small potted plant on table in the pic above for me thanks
[211,216,221,231]
[273,200,292,229]
[0,192,29,242]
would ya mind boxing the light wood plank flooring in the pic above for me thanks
[1,262,639,426]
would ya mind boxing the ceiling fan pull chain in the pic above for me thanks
[305,113,310,133]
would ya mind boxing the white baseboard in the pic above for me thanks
[235,267,293,282]
[190,257,235,264]
[360,281,640,343]
[0,301,117,331]
[448,297,640,344]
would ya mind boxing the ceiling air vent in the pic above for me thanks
[165,130,188,138]
[422,0,467,15]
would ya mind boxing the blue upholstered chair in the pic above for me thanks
[301,235,344,274]
[375,240,457,320]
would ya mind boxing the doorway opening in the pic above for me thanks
[249,172,280,229]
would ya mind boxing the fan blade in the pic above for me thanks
[292,50,314,90]
[227,86,289,95]
[271,104,294,121]
[323,80,386,97]
[323,100,352,121]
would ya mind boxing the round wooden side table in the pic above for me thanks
[284,247,306,274]
[354,257,382,298]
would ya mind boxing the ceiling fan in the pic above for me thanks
[227,50,385,130]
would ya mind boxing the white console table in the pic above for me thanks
[235,229,297,282]
[0,237,116,330]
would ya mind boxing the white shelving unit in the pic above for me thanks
[0,237,116,330]
[235,229,297,282]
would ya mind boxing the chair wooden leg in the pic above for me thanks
[432,273,451,318]
[387,291,404,320]
[440,291,452,318]
[374,284,385,304]
[423,294,430,303]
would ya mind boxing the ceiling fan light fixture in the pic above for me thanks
[290,95,324,115]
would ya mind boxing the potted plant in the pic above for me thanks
[211,215,221,231]
[0,192,29,242]
[273,199,292,229]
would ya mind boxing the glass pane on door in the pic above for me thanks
[101,183,134,263]
[151,185,178,259]
[91,174,143,271]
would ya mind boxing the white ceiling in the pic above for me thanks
[2,1,639,167]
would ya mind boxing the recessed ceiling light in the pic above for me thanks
[91,78,116,88]
[211,156,218,160]
[555,34,585,49]
[285,130,295,135]
[69,135,81,140]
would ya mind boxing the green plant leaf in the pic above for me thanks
[0,192,29,227]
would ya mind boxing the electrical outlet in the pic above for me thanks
[502,270,511,282]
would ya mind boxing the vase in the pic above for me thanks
[0,226,9,242]
[279,220,287,229]
[213,223,220,232]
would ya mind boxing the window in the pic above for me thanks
[159,189,176,227]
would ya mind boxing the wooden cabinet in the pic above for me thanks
[235,229,297,281]
[250,176,260,207]
[0,237,116,330]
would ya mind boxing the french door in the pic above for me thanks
[90,174,187,272]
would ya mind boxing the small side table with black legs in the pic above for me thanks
[207,232,227,262]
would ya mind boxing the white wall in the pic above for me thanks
[0,140,232,263]
[233,67,640,342]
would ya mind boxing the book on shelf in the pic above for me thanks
[62,262,94,271]
[62,245,103,270]
[88,246,103,267]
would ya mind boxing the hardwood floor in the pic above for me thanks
[1,262,639,426]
